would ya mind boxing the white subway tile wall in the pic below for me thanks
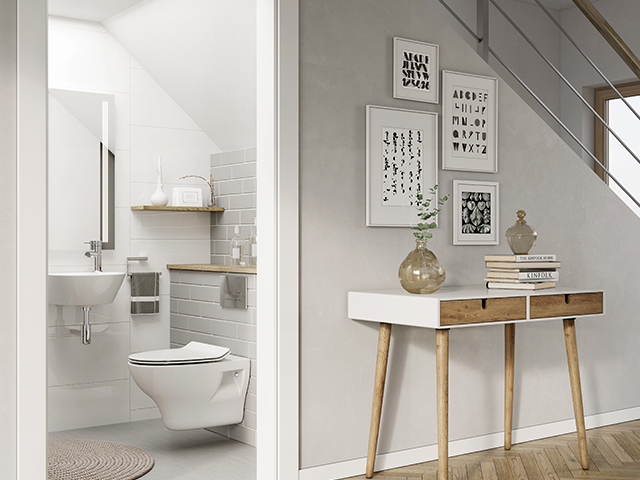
[169,270,257,446]
[210,147,257,265]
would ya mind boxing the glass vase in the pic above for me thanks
[398,238,446,294]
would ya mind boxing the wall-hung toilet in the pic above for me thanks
[128,341,250,431]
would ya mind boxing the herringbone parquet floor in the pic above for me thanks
[346,420,640,480]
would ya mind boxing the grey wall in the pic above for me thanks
[0,0,17,475]
[300,0,640,469]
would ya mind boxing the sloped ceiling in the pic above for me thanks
[103,0,256,152]
[48,0,147,23]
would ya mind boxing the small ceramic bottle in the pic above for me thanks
[230,225,245,266]
[248,218,257,267]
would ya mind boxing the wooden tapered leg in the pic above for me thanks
[504,323,516,450]
[436,329,450,480]
[563,318,589,470]
[366,322,392,478]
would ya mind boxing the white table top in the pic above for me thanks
[351,286,602,300]
[348,286,604,329]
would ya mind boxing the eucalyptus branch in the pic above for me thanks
[410,184,449,239]
[179,174,215,206]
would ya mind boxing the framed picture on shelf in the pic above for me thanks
[172,187,202,207]
[453,180,499,245]
[366,105,438,227]
[442,71,498,173]
[393,38,439,104]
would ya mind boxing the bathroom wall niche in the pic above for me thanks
[48,89,115,251]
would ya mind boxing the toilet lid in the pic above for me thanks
[128,341,230,365]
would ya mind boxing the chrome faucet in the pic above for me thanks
[85,240,103,272]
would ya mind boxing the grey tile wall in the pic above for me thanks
[210,147,257,265]
[181,146,259,446]
[169,270,257,446]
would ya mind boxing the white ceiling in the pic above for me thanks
[48,0,148,22]
[511,0,578,11]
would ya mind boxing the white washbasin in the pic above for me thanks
[48,271,126,306]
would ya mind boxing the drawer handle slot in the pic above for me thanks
[565,294,569,304]
[482,298,487,309]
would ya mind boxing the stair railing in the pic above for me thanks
[532,0,640,126]
[435,0,640,210]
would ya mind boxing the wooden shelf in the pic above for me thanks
[131,205,224,212]
[167,264,257,274]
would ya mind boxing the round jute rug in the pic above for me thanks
[48,439,154,480]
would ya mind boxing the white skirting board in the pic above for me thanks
[298,406,640,480]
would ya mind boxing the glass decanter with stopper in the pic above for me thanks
[505,210,537,254]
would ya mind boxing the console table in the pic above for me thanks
[348,286,604,480]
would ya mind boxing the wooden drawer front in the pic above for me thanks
[440,297,526,326]
[530,292,603,319]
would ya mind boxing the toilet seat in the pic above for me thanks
[129,341,230,366]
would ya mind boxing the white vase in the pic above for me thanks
[150,157,169,206]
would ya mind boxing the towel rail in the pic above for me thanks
[126,256,162,277]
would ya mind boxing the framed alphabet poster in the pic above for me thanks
[393,38,439,104]
[452,180,499,245]
[442,71,498,173]
[366,105,438,227]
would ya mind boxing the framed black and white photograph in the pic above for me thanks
[442,71,498,173]
[366,105,438,227]
[393,38,439,104]
[453,180,499,245]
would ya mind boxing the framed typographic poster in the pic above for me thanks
[442,71,498,173]
[366,105,438,227]
[452,180,499,245]
[393,38,439,104]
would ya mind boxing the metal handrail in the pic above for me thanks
[532,0,640,126]
[488,46,640,210]
[433,0,640,210]
[489,0,640,174]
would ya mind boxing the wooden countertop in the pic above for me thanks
[166,264,257,274]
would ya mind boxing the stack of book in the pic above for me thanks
[484,254,560,290]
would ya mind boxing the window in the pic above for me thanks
[594,81,640,215]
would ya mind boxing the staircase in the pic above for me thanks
[431,0,640,211]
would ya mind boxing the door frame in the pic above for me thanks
[16,0,301,478]
[16,0,48,477]
[256,0,300,478]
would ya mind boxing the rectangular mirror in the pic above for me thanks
[49,89,115,250]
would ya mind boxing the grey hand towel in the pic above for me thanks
[130,272,160,314]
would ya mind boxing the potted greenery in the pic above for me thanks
[399,185,449,294]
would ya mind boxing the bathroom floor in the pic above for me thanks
[49,419,256,480]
